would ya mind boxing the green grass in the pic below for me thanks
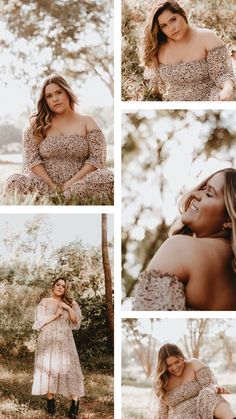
[0,357,113,418]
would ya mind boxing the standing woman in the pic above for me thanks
[32,277,84,418]
[154,343,236,418]
[4,74,114,203]
[133,168,236,310]
[142,0,236,101]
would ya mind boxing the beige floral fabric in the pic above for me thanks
[4,127,114,202]
[31,298,84,398]
[133,270,187,311]
[158,367,226,419]
[145,45,236,101]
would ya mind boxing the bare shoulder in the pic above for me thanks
[81,114,100,131]
[190,358,206,372]
[196,28,223,50]
[147,235,197,281]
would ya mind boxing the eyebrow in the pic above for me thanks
[159,15,176,26]
[45,89,62,96]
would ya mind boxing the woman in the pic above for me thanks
[142,1,236,101]
[4,75,114,203]
[154,343,236,419]
[32,277,84,418]
[133,168,236,310]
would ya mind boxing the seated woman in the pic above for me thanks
[133,168,236,310]
[154,343,236,419]
[142,0,236,101]
[4,74,114,204]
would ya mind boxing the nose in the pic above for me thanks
[192,190,203,200]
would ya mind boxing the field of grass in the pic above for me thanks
[0,357,113,418]
[122,0,236,101]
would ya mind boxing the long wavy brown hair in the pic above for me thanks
[52,277,74,307]
[170,168,236,271]
[31,75,78,144]
[155,343,185,398]
[141,0,188,67]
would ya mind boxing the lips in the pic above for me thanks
[172,31,179,36]
[190,201,199,212]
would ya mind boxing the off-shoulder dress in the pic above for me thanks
[133,270,188,311]
[145,45,236,101]
[4,127,114,202]
[31,298,84,398]
[157,367,227,419]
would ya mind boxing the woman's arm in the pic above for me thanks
[203,30,235,100]
[61,115,105,191]
[60,302,78,325]
[31,164,58,190]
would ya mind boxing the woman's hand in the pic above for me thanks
[214,385,231,394]
[218,85,234,101]
[55,306,63,317]
[60,302,71,310]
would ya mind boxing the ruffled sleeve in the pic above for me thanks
[32,298,50,331]
[85,128,106,168]
[70,301,83,330]
[157,398,169,419]
[144,66,166,97]
[207,45,236,91]
[133,270,187,311]
[195,366,217,388]
[22,126,43,172]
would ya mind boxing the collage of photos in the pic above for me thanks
[0,0,235,419]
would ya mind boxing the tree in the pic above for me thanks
[123,318,159,378]
[101,214,114,345]
[0,0,113,106]
[182,319,209,358]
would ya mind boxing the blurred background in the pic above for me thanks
[122,0,236,100]
[0,213,114,418]
[122,110,236,309]
[122,318,236,419]
[0,0,114,189]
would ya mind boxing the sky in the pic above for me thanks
[0,213,113,259]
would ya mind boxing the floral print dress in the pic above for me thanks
[31,298,84,398]
[4,127,114,202]
[157,367,227,419]
[145,45,236,101]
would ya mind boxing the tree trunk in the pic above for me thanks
[101,214,114,345]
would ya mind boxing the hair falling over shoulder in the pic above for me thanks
[141,1,188,68]
[170,168,236,271]
[30,74,78,144]
[155,343,185,398]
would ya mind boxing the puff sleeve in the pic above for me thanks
[207,45,236,94]
[195,366,217,387]
[70,301,83,330]
[133,270,187,311]
[22,126,43,172]
[85,128,106,168]
[32,298,50,331]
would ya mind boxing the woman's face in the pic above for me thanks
[53,279,66,297]
[44,82,70,114]
[157,10,188,41]
[181,172,227,238]
[166,355,185,376]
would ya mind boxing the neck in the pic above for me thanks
[53,107,75,120]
